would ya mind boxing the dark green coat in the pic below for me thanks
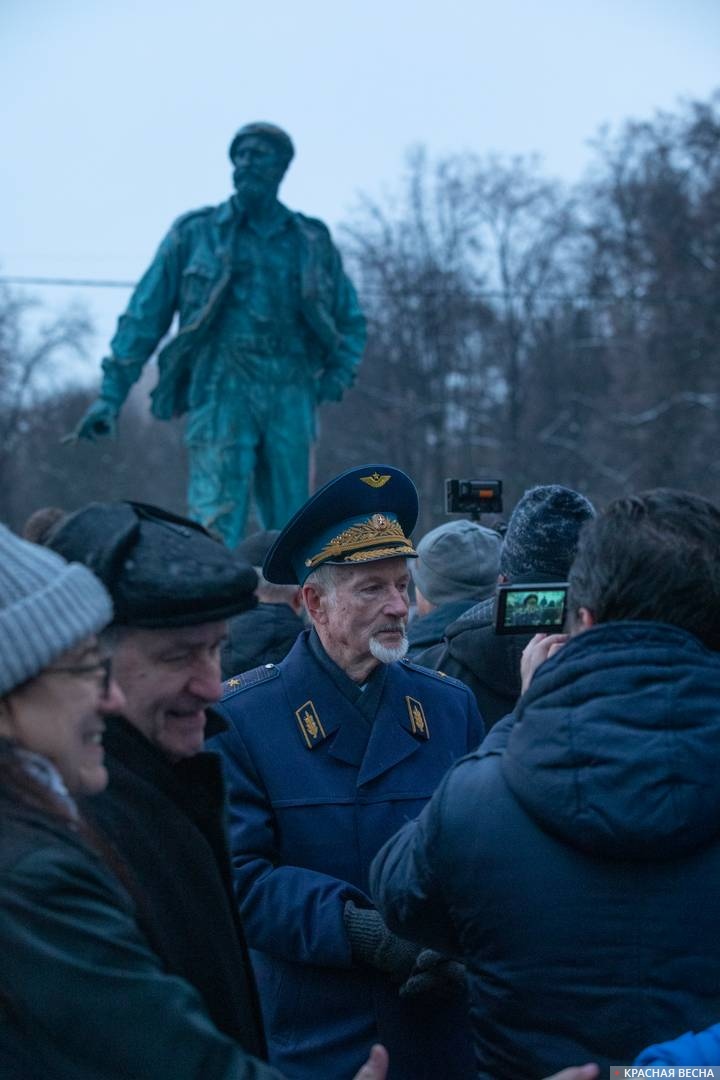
[0,793,284,1080]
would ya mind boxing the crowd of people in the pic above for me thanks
[2,465,720,1079]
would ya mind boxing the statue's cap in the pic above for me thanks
[47,501,257,627]
[263,465,419,586]
[229,123,295,165]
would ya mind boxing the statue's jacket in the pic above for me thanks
[208,630,484,1080]
[101,199,366,419]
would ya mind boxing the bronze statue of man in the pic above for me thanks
[74,123,366,545]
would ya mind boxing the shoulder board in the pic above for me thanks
[171,205,215,229]
[221,664,280,701]
[399,657,469,693]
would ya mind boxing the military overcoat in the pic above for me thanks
[210,630,484,1080]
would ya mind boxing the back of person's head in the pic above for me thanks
[47,501,257,627]
[22,506,67,545]
[500,484,596,582]
[235,529,280,569]
[411,519,501,608]
[234,529,300,607]
[568,488,720,650]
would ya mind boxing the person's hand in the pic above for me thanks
[65,398,119,442]
[543,1065,599,1080]
[398,948,466,999]
[520,632,568,693]
[351,1044,389,1080]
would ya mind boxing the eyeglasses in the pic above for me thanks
[45,656,113,696]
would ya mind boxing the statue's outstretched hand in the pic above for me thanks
[66,398,119,443]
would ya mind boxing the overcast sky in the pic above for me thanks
[2,0,719,380]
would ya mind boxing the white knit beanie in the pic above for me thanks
[0,524,113,696]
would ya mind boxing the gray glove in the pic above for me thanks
[72,397,119,440]
[398,948,467,1000]
[343,901,421,982]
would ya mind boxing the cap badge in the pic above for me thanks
[305,514,411,570]
[295,700,326,749]
[360,472,391,489]
[405,696,430,741]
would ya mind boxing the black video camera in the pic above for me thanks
[445,479,503,519]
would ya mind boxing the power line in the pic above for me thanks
[0,275,135,289]
[0,274,711,305]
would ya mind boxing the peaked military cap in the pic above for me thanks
[47,501,257,628]
[264,465,419,586]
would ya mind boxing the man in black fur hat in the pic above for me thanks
[47,501,267,1057]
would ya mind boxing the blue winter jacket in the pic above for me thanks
[635,1021,720,1065]
[371,622,720,1079]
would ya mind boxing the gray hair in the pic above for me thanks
[304,563,346,604]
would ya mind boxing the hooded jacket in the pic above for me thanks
[370,621,720,1079]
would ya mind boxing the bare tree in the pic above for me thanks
[0,285,187,532]
[0,287,93,523]
[321,149,578,526]
[568,92,720,497]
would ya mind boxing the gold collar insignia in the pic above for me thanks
[405,696,430,741]
[295,700,326,749]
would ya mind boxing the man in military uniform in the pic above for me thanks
[210,465,483,1080]
[73,123,366,546]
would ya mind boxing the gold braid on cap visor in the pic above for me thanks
[304,514,416,569]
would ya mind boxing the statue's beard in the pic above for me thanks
[369,623,409,665]
[233,172,281,211]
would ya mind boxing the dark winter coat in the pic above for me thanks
[416,596,532,728]
[371,622,720,1079]
[221,602,304,678]
[405,598,478,659]
[82,715,265,1057]
[0,769,281,1079]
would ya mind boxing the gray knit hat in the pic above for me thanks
[410,519,502,606]
[0,524,113,696]
[500,485,596,582]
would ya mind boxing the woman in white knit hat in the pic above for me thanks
[0,524,387,1080]
[0,525,120,801]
